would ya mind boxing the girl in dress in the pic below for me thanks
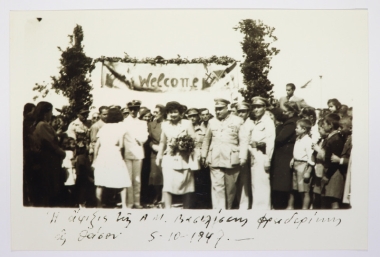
[92,109,131,208]
[156,101,196,209]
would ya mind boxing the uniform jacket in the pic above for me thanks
[193,123,206,159]
[201,114,245,168]
[240,113,276,166]
[67,118,90,140]
[122,116,148,160]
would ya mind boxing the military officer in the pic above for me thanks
[241,96,276,210]
[201,98,245,209]
[66,108,90,141]
[235,102,253,209]
[187,108,211,209]
[122,100,148,209]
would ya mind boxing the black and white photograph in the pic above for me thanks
[9,7,370,252]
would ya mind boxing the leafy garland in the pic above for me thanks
[90,54,236,71]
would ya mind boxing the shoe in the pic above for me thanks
[133,205,144,209]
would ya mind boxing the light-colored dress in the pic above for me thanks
[158,119,195,195]
[93,123,131,189]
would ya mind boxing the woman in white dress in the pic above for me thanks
[93,108,131,208]
[156,101,196,209]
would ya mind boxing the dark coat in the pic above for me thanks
[322,131,345,199]
[32,121,66,206]
[270,116,299,192]
[322,131,345,179]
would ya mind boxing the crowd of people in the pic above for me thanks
[22,83,353,210]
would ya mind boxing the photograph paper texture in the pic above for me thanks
[10,9,368,251]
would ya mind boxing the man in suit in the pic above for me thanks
[201,98,245,209]
[278,83,308,111]
[122,100,149,209]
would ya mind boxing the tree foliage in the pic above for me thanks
[92,54,236,66]
[33,25,94,123]
[234,19,280,102]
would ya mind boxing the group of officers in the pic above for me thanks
[62,93,280,210]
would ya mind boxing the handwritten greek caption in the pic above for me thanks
[47,210,342,248]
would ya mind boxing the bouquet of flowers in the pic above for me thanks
[168,134,195,156]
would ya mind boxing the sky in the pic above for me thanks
[13,9,367,113]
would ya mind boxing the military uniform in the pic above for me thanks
[241,113,275,210]
[192,123,211,209]
[202,112,245,209]
[236,118,252,209]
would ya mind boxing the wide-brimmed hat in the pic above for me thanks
[165,101,185,113]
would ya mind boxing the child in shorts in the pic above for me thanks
[288,119,314,209]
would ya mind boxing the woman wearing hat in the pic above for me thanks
[156,101,196,209]
[270,101,300,209]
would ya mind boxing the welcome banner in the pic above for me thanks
[101,61,241,93]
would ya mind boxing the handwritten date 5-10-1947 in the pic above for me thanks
[149,230,225,249]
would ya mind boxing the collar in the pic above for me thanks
[217,113,230,122]
[327,130,340,139]
[194,124,203,131]
[251,113,266,125]
[74,117,84,124]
